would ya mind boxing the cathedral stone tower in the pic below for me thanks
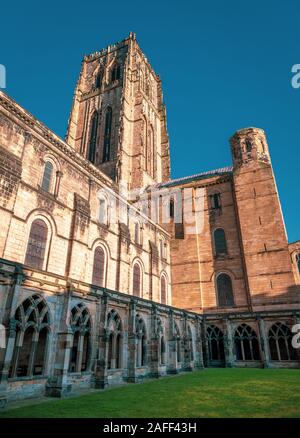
[66,33,170,191]
[231,127,297,308]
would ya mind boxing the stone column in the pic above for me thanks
[257,317,271,368]
[45,291,73,397]
[194,316,204,369]
[94,293,109,389]
[224,319,235,367]
[167,310,178,374]
[127,299,137,382]
[183,314,192,371]
[149,305,160,378]
[201,319,209,367]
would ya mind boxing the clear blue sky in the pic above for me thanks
[1,0,299,242]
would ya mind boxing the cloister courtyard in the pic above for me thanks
[0,368,299,418]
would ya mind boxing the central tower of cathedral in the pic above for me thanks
[66,32,170,191]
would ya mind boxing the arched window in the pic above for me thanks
[24,219,48,270]
[41,161,53,192]
[107,310,123,369]
[88,112,98,164]
[103,107,112,162]
[69,303,91,373]
[268,323,298,361]
[133,263,142,297]
[214,228,227,256]
[9,295,50,378]
[245,139,252,153]
[160,275,167,304]
[95,71,102,89]
[296,253,300,275]
[111,64,120,82]
[135,316,147,367]
[206,325,225,362]
[169,198,174,218]
[175,323,181,363]
[92,246,106,287]
[216,274,234,307]
[234,324,260,361]
[210,192,221,210]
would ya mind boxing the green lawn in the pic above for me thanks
[1,368,300,418]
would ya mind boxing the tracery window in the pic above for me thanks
[107,310,123,369]
[206,325,225,361]
[234,324,260,361]
[268,323,298,361]
[69,303,91,373]
[9,295,50,378]
[135,316,147,367]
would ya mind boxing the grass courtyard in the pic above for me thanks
[0,368,300,418]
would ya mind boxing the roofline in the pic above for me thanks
[155,166,233,189]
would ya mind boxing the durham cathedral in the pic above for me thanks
[0,33,299,407]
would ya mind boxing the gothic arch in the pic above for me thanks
[107,309,123,369]
[91,243,108,288]
[214,271,235,307]
[69,303,92,373]
[268,322,298,361]
[40,154,61,195]
[234,324,260,361]
[102,106,113,163]
[87,111,99,164]
[160,272,168,305]
[135,315,147,367]
[131,257,144,298]
[9,294,51,378]
[206,325,225,362]
[24,211,55,271]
